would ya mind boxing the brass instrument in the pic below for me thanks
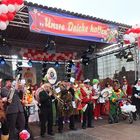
[52,88,64,105]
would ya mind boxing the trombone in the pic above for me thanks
[52,89,64,105]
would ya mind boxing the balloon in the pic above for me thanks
[8,4,16,12]
[0,8,1,15]
[7,12,15,21]
[129,37,135,43]
[8,0,16,4]
[0,14,8,21]
[1,4,8,14]
[16,0,23,5]
[6,21,9,26]
[0,22,7,30]
[1,0,9,5]
[14,4,20,11]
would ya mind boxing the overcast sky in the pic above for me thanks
[26,0,139,25]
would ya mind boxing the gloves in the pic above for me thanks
[134,94,138,98]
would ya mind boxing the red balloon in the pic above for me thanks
[1,0,8,5]
[7,12,15,21]
[15,0,23,5]
[8,0,16,4]
[0,14,8,21]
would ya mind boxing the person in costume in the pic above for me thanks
[39,83,54,137]
[0,79,9,140]
[80,82,94,129]
[121,76,132,98]
[131,79,140,120]
[2,80,25,140]
[92,79,103,120]
[57,82,76,133]
[108,80,124,124]
[101,82,113,115]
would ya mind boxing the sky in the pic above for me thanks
[26,0,140,25]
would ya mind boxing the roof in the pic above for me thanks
[24,1,131,28]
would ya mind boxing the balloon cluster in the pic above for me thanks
[0,0,24,30]
[19,130,30,140]
[123,23,140,44]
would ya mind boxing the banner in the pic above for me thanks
[29,7,118,44]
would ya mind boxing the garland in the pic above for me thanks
[0,0,24,30]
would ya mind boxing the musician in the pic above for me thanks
[0,79,9,140]
[92,79,102,120]
[131,79,140,120]
[109,80,124,124]
[57,82,75,133]
[80,82,94,129]
[39,83,54,137]
[122,76,132,98]
[1,80,25,140]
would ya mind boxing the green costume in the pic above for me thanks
[109,89,124,123]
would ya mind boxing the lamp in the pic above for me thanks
[115,50,127,59]
[81,55,89,65]
[126,51,134,62]
[27,60,32,67]
[0,57,6,65]
[55,61,59,67]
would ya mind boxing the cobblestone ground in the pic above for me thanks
[30,119,140,140]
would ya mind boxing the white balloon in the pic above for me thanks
[8,4,16,13]
[14,4,24,12]
[129,37,135,43]
[0,22,7,30]
[6,21,9,26]
[123,34,129,40]
[14,4,19,12]
[1,4,8,14]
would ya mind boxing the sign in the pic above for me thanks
[46,67,57,85]
[29,7,118,44]
[22,67,36,85]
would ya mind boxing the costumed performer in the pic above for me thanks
[108,80,124,124]
[80,82,94,129]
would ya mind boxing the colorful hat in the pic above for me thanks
[92,79,99,84]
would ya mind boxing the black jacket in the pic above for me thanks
[39,90,53,112]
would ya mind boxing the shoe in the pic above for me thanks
[70,127,77,131]
[94,117,98,120]
[58,130,63,133]
[82,126,86,129]
[40,134,45,137]
[88,125,94,128]
[98,117,103,120]
[48,132,55,136]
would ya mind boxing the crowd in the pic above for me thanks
[0,76,140,140]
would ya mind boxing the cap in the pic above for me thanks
[92,79,99,84]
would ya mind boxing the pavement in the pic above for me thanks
[30,118,140,140]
